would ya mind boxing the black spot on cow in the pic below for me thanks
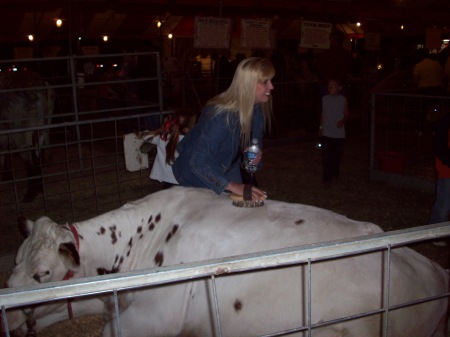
[165,224,179,243]
[79,235,84,240]
[172,224,179,234]
[114,255,119,263]
[295,219,305,225]
[155,213,161,223]
[119,256,124,264]
[154,251,164,267]
[109,225,117,244]
[97,227,106,235]
[137,226,142,234]
[148,215,153,224]
[139,234,143,239]
[234,299,243,312]
[128,237,133,248]
[97,266,120,275]
[149,223,155,231]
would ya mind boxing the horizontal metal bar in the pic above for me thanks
[1,222,449,309]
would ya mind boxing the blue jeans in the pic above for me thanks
[429,178,450,224]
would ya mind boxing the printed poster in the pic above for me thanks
[300,21,332,49]
[194,17,231,49]
[241,18,272,49]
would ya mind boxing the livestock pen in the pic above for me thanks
[1,51,449,336]
[1,220,449,337]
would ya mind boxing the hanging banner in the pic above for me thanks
[194,17,231,49]
[241,18,272,49]
[300,21,332,49]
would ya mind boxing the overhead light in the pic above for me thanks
[168,33,173,39]
[356,22,361,27]
[157,21,162,28]
[103,35,108,42]
[56,19,63,28]
[28,34,34,41]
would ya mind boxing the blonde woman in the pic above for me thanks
[173,57,275,201]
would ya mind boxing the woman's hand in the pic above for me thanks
[226,181,267,200]
[244,147,263,166]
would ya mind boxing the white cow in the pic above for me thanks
[3,187,448,337]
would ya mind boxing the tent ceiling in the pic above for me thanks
[0,0,449,44]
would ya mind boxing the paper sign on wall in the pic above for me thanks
[194,17,231,49]
[241,18,272,49]
[300,21,332,49]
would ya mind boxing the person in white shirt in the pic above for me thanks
[141,109,197,189]
[319,79,349,184]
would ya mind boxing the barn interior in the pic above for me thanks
[1,0,449,59]
[0,3,449,337]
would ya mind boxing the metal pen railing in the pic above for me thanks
[1,222,449,337]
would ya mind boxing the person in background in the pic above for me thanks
[172,57,274,201]
[319,78,349,184]
[428,104,450,246]
[141,109,197,189]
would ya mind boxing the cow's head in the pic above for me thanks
[2,216,80,334]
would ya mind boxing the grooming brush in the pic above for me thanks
[230,184,267,208]
[230,193,266,207]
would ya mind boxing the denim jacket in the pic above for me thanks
[172,104,265,194]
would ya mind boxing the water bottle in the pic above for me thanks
[244,138,260,173]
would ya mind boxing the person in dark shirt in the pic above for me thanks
[172,57,274,201]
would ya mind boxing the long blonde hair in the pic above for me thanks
[206,57,275,148]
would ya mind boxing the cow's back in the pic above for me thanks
[6,187,448,337]
[100,187,448,337]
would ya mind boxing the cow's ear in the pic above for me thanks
[59,242,81,268]
[17,216,33,239]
